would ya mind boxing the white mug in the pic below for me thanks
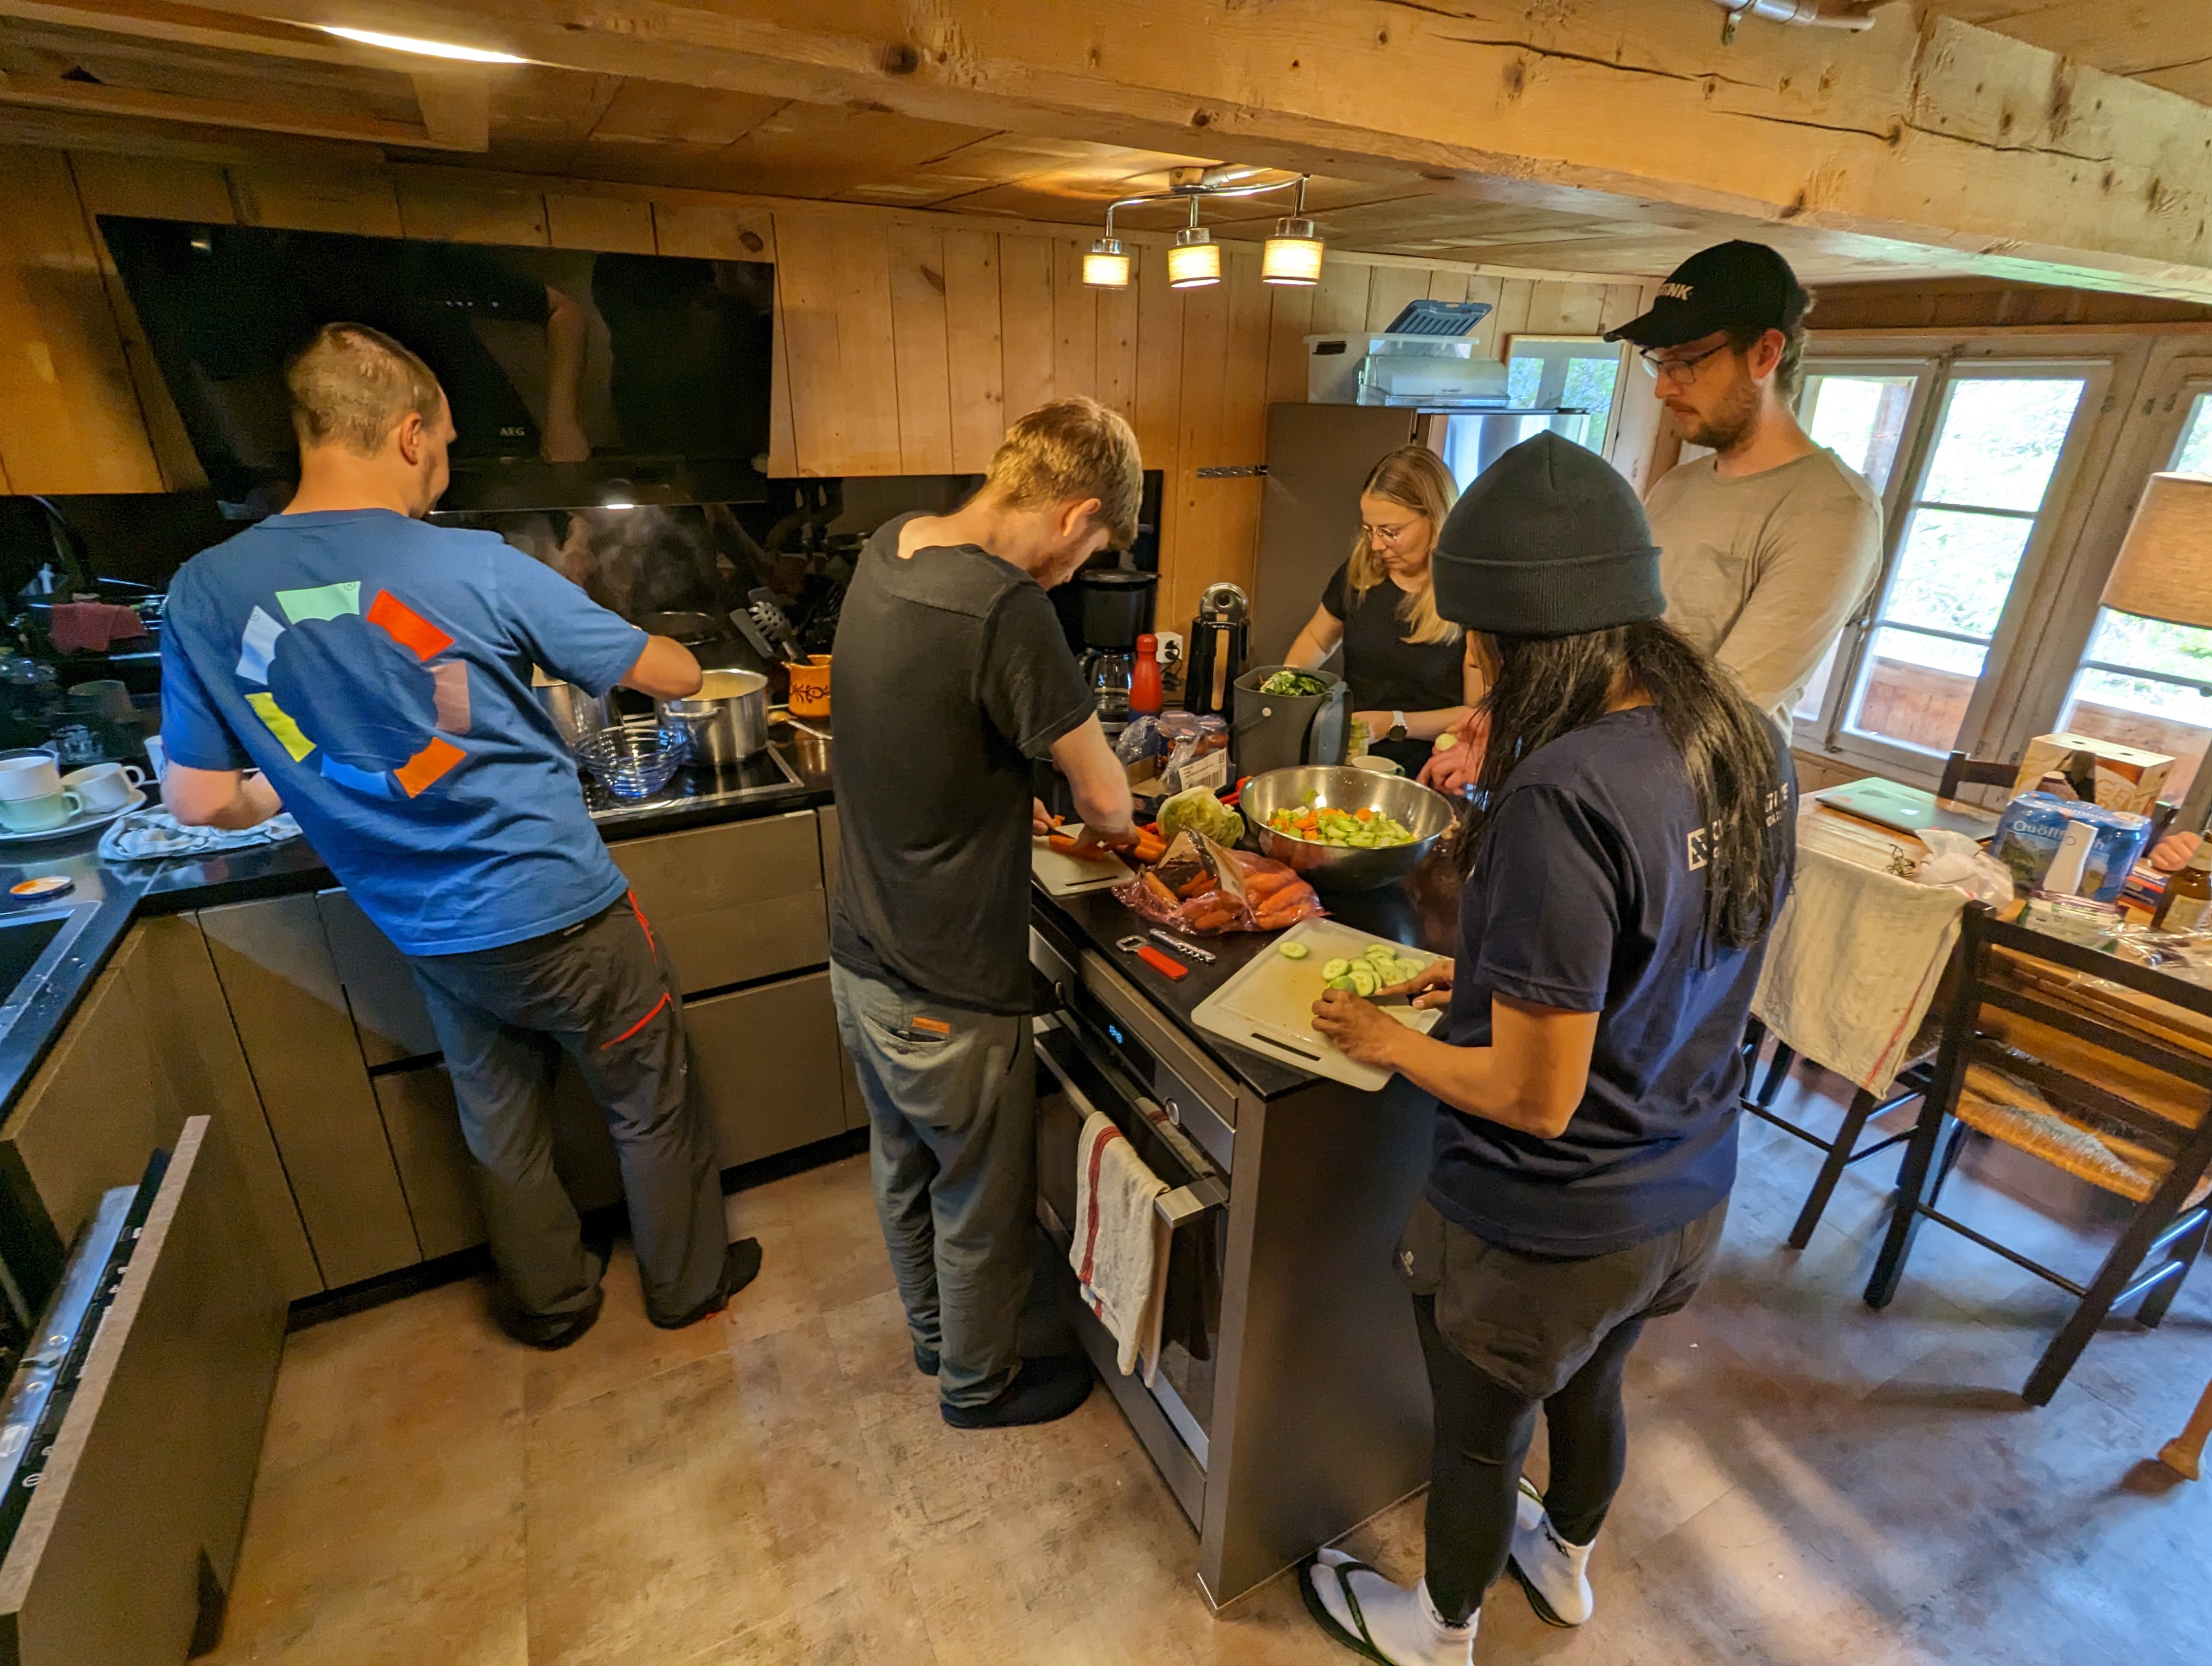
[0,755,66,803]
[62,762,146,813]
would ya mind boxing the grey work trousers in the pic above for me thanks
[408,892,725,1327]
[830,962,1036,1409]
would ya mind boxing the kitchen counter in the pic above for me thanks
[1033,851,1463,1099]
[0,729,832,1123]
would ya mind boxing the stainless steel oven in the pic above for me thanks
[1030,923,1234,1526]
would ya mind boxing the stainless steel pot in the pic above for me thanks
[658,668,768,769]
[788,717,833,777]
[531,668,613,750]
[1239,765,1458,892]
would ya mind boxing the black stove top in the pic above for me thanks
[582,741,803,825]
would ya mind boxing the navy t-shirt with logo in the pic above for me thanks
[1429,705,1795,1258]
[160,509,647,957]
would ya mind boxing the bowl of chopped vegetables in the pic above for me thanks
[1240,765,1459,891]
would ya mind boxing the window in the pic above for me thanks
[1790,369,1924,724]
[1438,338,1625,487]
[2055,392,2212,803]
[1792,354,2104,779]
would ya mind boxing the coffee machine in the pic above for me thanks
[1053,561,1158,736]
[1183,582,1249,717]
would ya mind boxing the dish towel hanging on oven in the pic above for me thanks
[1072,1110,1173,1385]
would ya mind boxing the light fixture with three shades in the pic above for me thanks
[1084,169,1323,291]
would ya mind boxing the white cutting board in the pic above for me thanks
[1031,827,1133,896]
[1193,917,1446,1091]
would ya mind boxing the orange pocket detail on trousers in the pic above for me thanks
[909,1015,951,1036]
[601,990,671,1049]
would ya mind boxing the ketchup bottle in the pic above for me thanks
[1130,632,1163,717]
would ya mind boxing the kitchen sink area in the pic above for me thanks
[0,904,101,1047]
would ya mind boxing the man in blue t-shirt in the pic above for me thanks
[160,322,756,1348]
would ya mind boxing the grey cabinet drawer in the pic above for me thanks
[688,971,846,1167]
[612,811,828,995]
[197,896,421,1288]
[371,1067,486,1261]
[318,889,441,1066]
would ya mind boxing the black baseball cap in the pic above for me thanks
[1605,240,1809,349]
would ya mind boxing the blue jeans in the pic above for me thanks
[830,963,1035,1409]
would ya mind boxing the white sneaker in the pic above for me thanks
[1507,1477,1594,1626]
[1301,1547,1475,1666]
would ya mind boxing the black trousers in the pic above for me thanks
[408,892,725,1326]
[1414,1293,1644,1624]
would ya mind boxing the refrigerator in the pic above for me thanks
[1250,404,1431,669]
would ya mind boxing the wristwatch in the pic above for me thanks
[1388,710,1409,741]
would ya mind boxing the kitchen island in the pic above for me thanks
[1028,861,1461,1607]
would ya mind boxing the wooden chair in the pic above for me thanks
[1744,1031,1939,1250]
[1865,906,2212,1406]
[1939,749,2021,800]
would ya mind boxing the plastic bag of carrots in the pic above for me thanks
[1110,831,1326,934]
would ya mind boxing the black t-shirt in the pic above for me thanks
[829,514,1095,1013]
[1320,561,1467,717]
[1430,706,1796,1257]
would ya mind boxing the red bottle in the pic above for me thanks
[1130,632,1163,717]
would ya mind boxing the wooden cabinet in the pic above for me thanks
[0,927,163,1257]
[687,971,847,1167]
[610,810,828,996]
[317,888,441,1066]
[197,896,421,1289]
[130,915,321,1302]
[0,1117,284,1666]
[369,1066,485,1262]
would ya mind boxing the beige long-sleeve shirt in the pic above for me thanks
[1645,448,1883,742]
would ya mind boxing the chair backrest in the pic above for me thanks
[1939,750,2020,801]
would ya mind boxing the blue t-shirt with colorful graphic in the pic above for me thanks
[160,509,647,956]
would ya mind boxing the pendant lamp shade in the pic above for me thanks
[1168,227,1221,288]
[1261,216,1324,285]
[1083,238,1131,289]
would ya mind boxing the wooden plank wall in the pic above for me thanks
[0,143,1648,632]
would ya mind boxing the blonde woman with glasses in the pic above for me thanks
[1285,445,1482,774]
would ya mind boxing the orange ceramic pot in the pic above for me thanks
[787,653,833,717]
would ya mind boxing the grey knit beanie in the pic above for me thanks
[1429,433,1664,637]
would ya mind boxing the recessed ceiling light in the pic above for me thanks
[315,25,526,64]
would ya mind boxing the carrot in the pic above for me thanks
[1141,872,1179,908]
[1185,905,1238,932]
[1175,872,1216,900]
[1047,834,1081,856]
[1244,868,1299,900]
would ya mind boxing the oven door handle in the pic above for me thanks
[1036,1028,1230,1229]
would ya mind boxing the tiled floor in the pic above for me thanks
[203,1067,2212,1665]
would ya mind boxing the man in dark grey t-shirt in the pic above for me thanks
[830,397,1139,1430]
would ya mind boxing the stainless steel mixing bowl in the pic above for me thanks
[1239,766,1459,891]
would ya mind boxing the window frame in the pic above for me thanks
[1795,328,2156,789]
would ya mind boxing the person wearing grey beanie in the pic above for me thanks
[1301,434,1796,1665]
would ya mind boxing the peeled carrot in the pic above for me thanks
[1047,834,1081,855]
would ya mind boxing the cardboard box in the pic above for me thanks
[2012,732,2174,816]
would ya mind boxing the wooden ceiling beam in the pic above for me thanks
[0,71,484,149]
[155,0,2212,298]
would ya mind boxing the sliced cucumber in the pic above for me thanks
[1321,957,1352,980]
[1349,965,1379,996]
[1326,974,1356,991]
[1277,941,1310,960]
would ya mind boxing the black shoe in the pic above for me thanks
[650,1238,764,1331]
[497,1284,604,1351]
[941,1355,1094,1430]
[914,1343,940,1376]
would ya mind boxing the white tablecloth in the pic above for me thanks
[1752,815,1966,1096]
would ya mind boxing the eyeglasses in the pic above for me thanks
[1637,342,1732,384]
[1361,520,1421,546]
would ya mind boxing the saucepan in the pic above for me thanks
[531,667,613,750]
[658,669,769,769]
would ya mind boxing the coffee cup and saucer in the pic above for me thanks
[0,755,147,841]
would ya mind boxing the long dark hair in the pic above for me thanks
[1456,619,1789,951]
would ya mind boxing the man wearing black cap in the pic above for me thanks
[1606,240,1882,739]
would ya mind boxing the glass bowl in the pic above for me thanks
[574,722,689,800]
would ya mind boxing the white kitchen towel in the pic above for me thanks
[1753,841,1965,1095]
[1071,1110,1172,1384]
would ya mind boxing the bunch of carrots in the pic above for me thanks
[1046,824,1170,865]
[1240,858,1321,932]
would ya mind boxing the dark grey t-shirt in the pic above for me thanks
[828,513,1095,1013]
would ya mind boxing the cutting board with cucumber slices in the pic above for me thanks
[1192,917,1446,1091]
